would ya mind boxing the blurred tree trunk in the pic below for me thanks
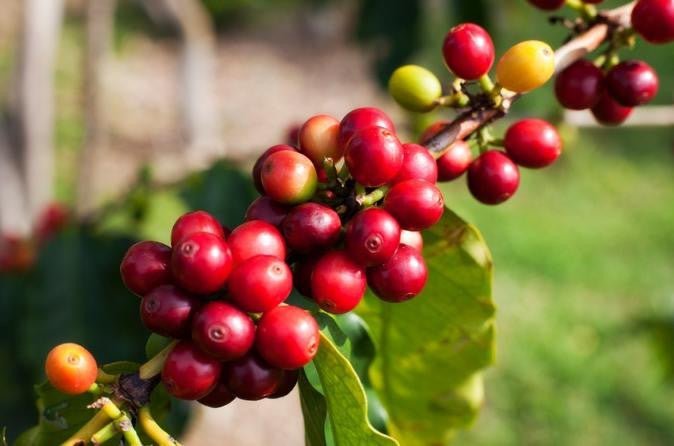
[0,122,29,235]
[76,0,117,215]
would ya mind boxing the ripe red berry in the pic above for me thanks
[227,220,286,266]
[345,126,404,187]
[368,244,428,302]
[245,196,289,228]
[338,107,395,152]
[345,208,401,267]
[191,301,255,361]
[442,23,495,80]
[467,151,520,205]
[393,143,438,184]
[120,241,172,296]
[399,230,423,253]
[252,145,297,194]
[299,114,343,165]
[554,59,604,110]
[140,285,199,338]
[171,210,225,247]
[256,305,320,369]
[311,251,366,314]
[293,255,320,298]
[527,0,565,10]
[198,376,236,408]
[162,341,221,400]
[383,180,444,231]
[261,150,318,204]
[222,354,284,401]
[436,141,473,182]
[590,91,633,126]
[228,255,293,313]
[35,202,69,244]
[605,60,659,107]
[171,232,233,294]
[281,203,341,254]
[268,369,299,399]
[504,119,562,168]
[632,0,674,44]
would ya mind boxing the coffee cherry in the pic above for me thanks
[393,143,438,184]
[45,343,97,395]
[345,208,401,267]
[467,151,520,205]
[383,180,444,231]
[293,255,320,298]
[368,244,428,302]
[338,107,395,152]
[268,369,299,399]
[504,118,562,168]
[298,115,342,165]
[222,354,283,401]
[227,220,287,266]
[632,0,674,44]
[496,40,555,93]
[399,230,423,253]
[311,251,366,314]
[388,65,442,112]
[605,60,659,107]
[120,241,172,296]
[228,255,293,313]
[261,151,318,205]
[436,141,473,182]
[140,285,199,338]
[256,305,320,369]
[245,196,290,228]
[171,210,225,247]
[527,0,565,10]
[554,59,604,110]
[419,120,450,145]
[252,145,296,194]
[590,91,633,126]
[171,232,233,294]
[191,301,255,361]
[281,203,341,254]
[162,341,221,400]
[442,23,495,80]
[198,376,236,408]
[345,126,404,187]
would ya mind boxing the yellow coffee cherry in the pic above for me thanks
[496,40,555,93]
[388,65,442,112]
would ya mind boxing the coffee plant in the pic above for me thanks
[10,0,673,444]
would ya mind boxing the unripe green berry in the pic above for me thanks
[388,65,442,112]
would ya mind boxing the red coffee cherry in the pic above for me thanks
[345,208,401,267]
[632,0,674,44]
[467,151,520,205]
[222,354,284,401]
[338,107,395,152]
[345,126,404,187]
[120,241,172,296]
[171,232,233,294]
[245,196,290,228]
[527,0,565,10]
[252,144,297,194]
[293,255,320,298]
[268,369,299,399]
[162,341,222,400]
[261,151,318,205]
[299,114,343,165]
[383,179,444,231]
[256,305,320,369]
[504,119,562,168]
[140,285,199,338]
[228,255,293,313]
[436,141,473,182]
[554,59,604,110]
[198,376,236,408]
[393,143,438,184]
[282,203,341,254]
[227,220,286,266]
[442,23,495,80]
[419,120,450,145]
[44,343,98,395]
[311,251,366,314]
[590,91,633,126]
[368,244,428,302]
[399,230,423,253]
[191,301,255,361]
[605,60,659,106]
[171,210,225,247]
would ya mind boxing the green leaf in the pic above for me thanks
[101,361,140,375]
[299,370,329,446]
[355,207,495,445]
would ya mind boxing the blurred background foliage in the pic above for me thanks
[1,0,673,444]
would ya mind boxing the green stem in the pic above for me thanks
[337,162,350,180]
[322,158,337,184]
[358,186,390,206]
[436,92,471,108]
[478,74,495,94]
[139,340,177,380]
[139,406,182,446]
[116,414,143,446]
[62,410,112,445]
[354,183,366,197]
[91,422,118,444]
[565,0,597,19]
[96,369,118,385]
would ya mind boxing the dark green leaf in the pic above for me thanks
[299,370,329,446]
[101,361,140,375]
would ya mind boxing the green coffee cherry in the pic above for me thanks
[388,65,442,112]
